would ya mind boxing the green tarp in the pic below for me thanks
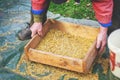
[0,0,120,80]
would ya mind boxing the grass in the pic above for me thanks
[49,0,95,20]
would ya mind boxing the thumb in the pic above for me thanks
[96,36,101,50]
[31,30,37,37]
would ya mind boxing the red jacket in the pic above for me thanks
[31,0,113,27]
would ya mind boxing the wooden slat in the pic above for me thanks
[24,34,41,58]
[83,41,98,72]
[28,48,84,73]
[48,19,99,39]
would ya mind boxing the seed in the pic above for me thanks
[36,29,94,59]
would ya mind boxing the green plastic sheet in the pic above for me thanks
[0,0,120,80]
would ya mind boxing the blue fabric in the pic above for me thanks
[32,9,44,15]
[99,21,112,27]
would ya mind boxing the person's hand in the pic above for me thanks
[30,22,43,37]
[96,26,108,54]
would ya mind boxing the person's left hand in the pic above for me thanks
[96,26,108,54]
[30,22,43,37]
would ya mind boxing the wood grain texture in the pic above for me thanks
[28,48,84,73]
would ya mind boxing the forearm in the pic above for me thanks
[92,0,113,28]
[31,0,50,24]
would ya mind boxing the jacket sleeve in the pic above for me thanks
[92,0,113,27]
[31,0,49,23]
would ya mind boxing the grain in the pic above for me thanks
[36,29,94,59]
[14,53,109,80]
[14,54,98,80]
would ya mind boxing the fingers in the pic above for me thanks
[30,22,43,37]
[96,37,101,49]
[96,39,106,54]
[30,27,36,37]
[96,33,107,54]
[37,25,43,36]
[96,34,102,49]
[99,40,106,54]
[31,30,37,37]
[38,29,43,36]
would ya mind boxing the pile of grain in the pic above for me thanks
[14,54,98,80]
[14,53,109,80]
[36,29,94,59]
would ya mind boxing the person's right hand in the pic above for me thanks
[96,26,108,54]
[30,22,43,37]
